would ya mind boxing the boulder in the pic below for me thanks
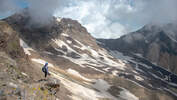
[44,78,60,95]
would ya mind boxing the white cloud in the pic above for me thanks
[26,0,67,26]
[1,0,177,39]
[55,0,177,39]
[55,0,132,39]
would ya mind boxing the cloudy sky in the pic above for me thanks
[0,0,177,39]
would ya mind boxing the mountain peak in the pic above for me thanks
[4,11,99,51]
[98,23,177,74]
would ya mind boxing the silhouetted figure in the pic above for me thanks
[42,62,49,78]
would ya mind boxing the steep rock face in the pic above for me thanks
[0,21,25,59]
[0,20,43,79]
[98,24,177,74]
[0,20,65,100]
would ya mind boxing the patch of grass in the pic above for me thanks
[7,39,19,52]
[6,63,27,81]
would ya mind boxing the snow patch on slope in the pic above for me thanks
[31,58,54,68]
[53,38,126,70]
[50,71,115,100]
[61,33,69,37]
[52,39,77,53]
[50,38,127,77]
[67,40,72,44]
[74,39,126,68]
[20,39,34,55]
[56,17,62,23]
[43,51,54,55]
[93,79,111,91]
[67,68,93,82]
[109,50,132,62]
[119,87,139,100]
[112,70,119,76]
[52,70,139,100]
[60,53,103,68]
[134,75,144,81]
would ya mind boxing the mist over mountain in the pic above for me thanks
[0,0,65,26]
[1,0,177,38]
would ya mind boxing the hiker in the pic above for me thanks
[42,62,49,78]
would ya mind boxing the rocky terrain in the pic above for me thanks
[0,10,177,100]
[0,19,63,100]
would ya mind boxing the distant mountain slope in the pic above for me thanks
[98,23,177,74]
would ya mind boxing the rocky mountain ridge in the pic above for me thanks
[98,23,177,74]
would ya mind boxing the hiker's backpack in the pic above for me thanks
[42,67,46,73]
